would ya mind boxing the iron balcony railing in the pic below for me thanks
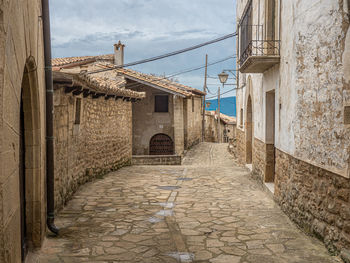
[240,40,281,66]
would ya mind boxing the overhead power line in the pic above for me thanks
[88,32,237,74]
[206,87,243,99]
[117,55,236,91]
[167,56,235,78]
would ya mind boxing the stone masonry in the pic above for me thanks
[54,88,133,210]
[31,143,340,263]
[0,1,47,262]
[235,129,246,164]
[252,138,275,183]
[275,149,350,254]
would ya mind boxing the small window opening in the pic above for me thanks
[155,95,168,112]
[75,98,82,124]
[240,108,244,126]
[192,97,195,112]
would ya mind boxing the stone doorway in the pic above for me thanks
[19,98,27,261]
[19,57,44,259]
[245,95,253,164]
[265,90,276,183]
[149,133,174,155]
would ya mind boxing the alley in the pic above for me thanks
[33,143,339,263]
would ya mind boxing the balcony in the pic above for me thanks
[239,40,280,73]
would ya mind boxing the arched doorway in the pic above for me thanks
[245,95,253,164]
[149,134,174,155]
[19,57,42,260]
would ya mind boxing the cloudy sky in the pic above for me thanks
[50,0,237,98]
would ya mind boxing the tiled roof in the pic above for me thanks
[52,54,113,67]
[206,111,236,124]
[52,54,205,97]
[74,70,144,99]
[117,68,206,97]
[53,63,145,99]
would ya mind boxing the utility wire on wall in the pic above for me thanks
[88,32,237,74]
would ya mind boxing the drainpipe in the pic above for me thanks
[42,0,59,235]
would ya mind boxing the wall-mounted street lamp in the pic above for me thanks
[217,71,229,143]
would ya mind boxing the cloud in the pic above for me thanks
[50,0,237,96]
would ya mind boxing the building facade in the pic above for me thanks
[236,0,350,253]
[205,111,236,143]
[117,68,205,157]
[0,1,48,262]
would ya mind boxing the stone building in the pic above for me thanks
[205,111,236,143]
[0,1,53,262]
[118,68,205,157]
[51,60,145,210]
[236,0,350,253]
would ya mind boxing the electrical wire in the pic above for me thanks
[87,32,237,74]
[116,55,236,91]
[206,87,243,99]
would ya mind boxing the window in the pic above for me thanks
[155,95,168,112]
[240,0,252,64]
[265,0,276,41]
[74,98,82,124]
[192,97,195,112]
[240,108,243,126]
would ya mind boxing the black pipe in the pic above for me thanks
[42,0,59,235]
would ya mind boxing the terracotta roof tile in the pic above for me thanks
[116,68,205,97]
[75,70,145,99]
[52,54,114,67]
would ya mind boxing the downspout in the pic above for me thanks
[42,0,59,235]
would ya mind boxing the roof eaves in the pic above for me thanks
[124,75,187,98]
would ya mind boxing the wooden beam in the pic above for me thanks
[105,94,115,100]
[82,89,91,98]
[64,86,76,93]
[72,87,83,95]
[92,93,105,99]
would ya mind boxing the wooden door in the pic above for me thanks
[149,134,174,155]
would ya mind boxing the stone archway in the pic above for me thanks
[149,133,174,155]
[245,95,253,164]
[20,57,43,257]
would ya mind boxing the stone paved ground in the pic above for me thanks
[31,143,341,263]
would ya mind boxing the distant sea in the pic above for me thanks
[205,96,236,117]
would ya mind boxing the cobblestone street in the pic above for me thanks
[32,143,340,263]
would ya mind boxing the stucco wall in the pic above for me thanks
[54,88,133,210]
[236,0,350,254]
[131,84,174,155]
[237,0,350,178]
[0,1,47,262]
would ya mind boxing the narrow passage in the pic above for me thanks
[33,143,339,263]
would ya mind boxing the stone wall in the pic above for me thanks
[252,138,275,182]
[132,155,181,165]
[235,129,245,164]
[252,138,265,181]
[184,97,202,149]
[54,88,133,210]
[275,149,350,254]
[0,1,47,261]
[174,96,185,155]
[204,114,226,143]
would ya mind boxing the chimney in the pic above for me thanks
[114,41,125,67]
